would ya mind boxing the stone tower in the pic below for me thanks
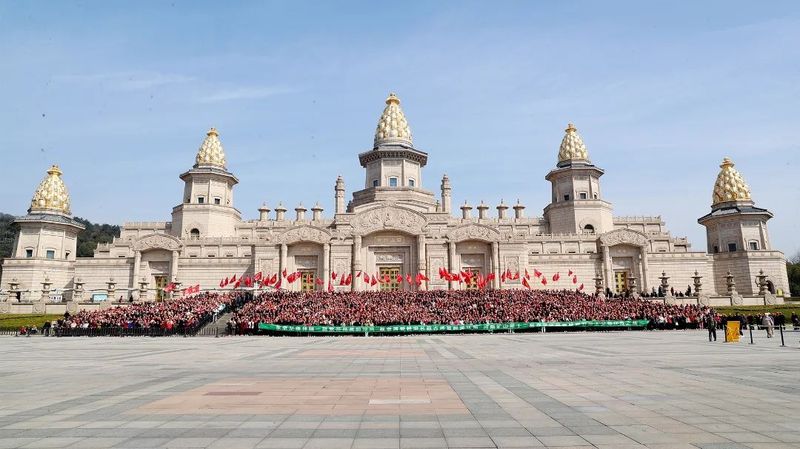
[5,165,84,298]
[543,123,613,234]
[171,128,241,239]
[350,93,437,213]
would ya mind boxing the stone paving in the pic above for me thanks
[0,330,799,449]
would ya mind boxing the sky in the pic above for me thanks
[1,1,798,256]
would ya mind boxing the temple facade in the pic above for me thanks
[0,93,790,310]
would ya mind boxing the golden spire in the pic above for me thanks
[558,123,589,163]
[712,157,752,205]
[195,127,227,168]
[29,164,71,215]
[374,92,413,147]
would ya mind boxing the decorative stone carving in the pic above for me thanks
[133,234,182,252]
[66,301,79,313]
[352,206,426,235]
[461,254,484,267]
[698,294,710,306]
[730,293,744,306]
[447,224,501,243]
[599,228,649,248]
[32,299,46,314]
[375,253,404,263]
[504,256,520,275]
[664,294,676,305]
[277,226,331,245]
[0,302,10,313]
[764,292,777,305]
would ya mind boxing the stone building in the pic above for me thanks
[0,93,789,308]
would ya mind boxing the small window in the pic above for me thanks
[749,241,759,251]
[727,243,737,252]
[579,192,588,200]
[389,177,398,187]
[190,228,200,239]
[65,251,70,259]
[189,254,197,258]
[46,250,55,259]
[593,193,598,199]
[197,196,205,204]
[713,245,719,253]
[226,254,234,258]
[408,178,416,187]
[208,254,216,258]
[583,224,595,233]
[563,194,570,201]
[372,179,379,187]
[214,197,221,205]
[25,249,33,258]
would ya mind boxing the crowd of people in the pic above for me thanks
[228,289,710,333]
[49,292,248,334]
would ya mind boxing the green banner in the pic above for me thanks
[257,319,649,334]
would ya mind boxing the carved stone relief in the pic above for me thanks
[294,256,318,269]
[277,226,330,245]
[352,206,426,234]
[599,228,648,248]
[461,254,485,268]
[448,224,500,243]
[133,234,182,252]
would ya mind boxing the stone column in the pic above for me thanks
[491,242,500,289]
[448,241,457,290]
[352,235,362,291]
[417,235,426,290]
[170,250,179,281]
[640,248,649,292]
[132,250,142,291]
[323,243,331,291]
[602,244,613,290]
[279,244,288,280]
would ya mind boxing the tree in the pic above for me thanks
[788,253,800,298]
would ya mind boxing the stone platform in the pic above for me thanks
[0,331,798,448]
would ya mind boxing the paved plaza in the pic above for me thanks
[0,330,798,449]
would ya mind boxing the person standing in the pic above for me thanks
[762,313,774,338]
[704,313,717,342]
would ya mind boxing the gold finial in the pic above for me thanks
[558,122,589,163]
[374,92,412,147]
[195,127,227,168]
[29,164,72,215]
[712,157,752,205]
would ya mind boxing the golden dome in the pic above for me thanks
[195,127,227,168]
[558,123,589,163]
[29,165,71,215]
[374,93,413,147]
[712,157,752,205]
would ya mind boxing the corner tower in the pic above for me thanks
[350,93,437,213]
[698,157,788,295]
[4,165,84,297]
[543,123,613,234]
[171,128,241,239]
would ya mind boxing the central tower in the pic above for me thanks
[350,93,437,213]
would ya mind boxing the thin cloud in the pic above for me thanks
[55,71,195,90]
[198,86,297,103]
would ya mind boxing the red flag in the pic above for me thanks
[534,269,542,278]
[315,277,324,285]
[254,272,263,281]
[506,268,512,279]
[396,274,403,284]
[383,275,391,284]
[524,269,530,280]
[568,269,573,276]
[230,274,237,283]
[500,271,507,283]
[356,271,362,278]
[438,267,446,279]
[486,273,495,282]
[345,274,352,286]
[286,272,295,283]
[282,268,288,278]
[522,277,531,289]
[578,283,584,291]
[552,272,560,282]
[219,279,225,288]
[512,271,520,280]
[327,280,333,292]
[572,275,578,284]
[370,275,378,286]
[331,271,338,280]
[541,278,547,286]
[339,275,345,286]
[405,274,412,285]
[234,280,241,289]
[270,273,278,285]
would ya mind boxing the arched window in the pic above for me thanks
[583,224,595,233]
[372,179,379,187]
[389,177,398,187]
[190,228,200,239]
[748,241,760,250]
[408,178,416,187]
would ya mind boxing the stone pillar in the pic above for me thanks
[513,199,525,219]
[352,235,362,291]
[496,200,508,220]
[460,201,472,220]
[491,242,500,289]
[107,278,117,302]
[132,250,142,291]
[602,244,613,290]
[640,248,649,292]
[279,244,288,281]
[335,175,346,214]
[417,235,426,290]
[170,250,179,281]
[258,203,271,221]
[275,203,287,221]
[311,203,324,221]
[441,175,452,214]
[476,201,489,220]
[323,243,331,291]
[72,278,84,302]
[41,277,52,301]
[448,241,457,290]
[295,203,307,222]
[756,269,768,295]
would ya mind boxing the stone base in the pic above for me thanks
[698,294,710,306]
[66,301,79,314]
[731,293,744,305]
[32,299,47,314]
[664,294,676,305]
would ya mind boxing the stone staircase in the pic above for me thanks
[197,312,233,336]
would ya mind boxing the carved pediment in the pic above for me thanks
[599,228,648,248]
[352,206,427,235]
[447,224,501,243]
[133,234,182,252]
[277,226,331,245]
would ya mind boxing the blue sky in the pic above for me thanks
[1,1,798,256]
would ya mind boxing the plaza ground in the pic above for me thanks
[0,331,798,449]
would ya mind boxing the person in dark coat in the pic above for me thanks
[704,313,717,342]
